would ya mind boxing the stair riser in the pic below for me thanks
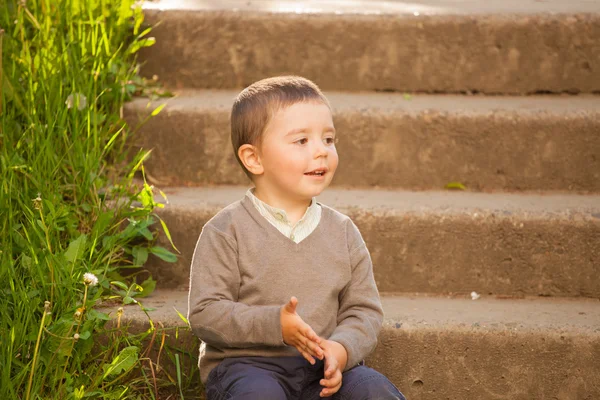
[119,320,600,400]
[140,10,600,94]
[370,328,600,400]
[124,105,600,192]
[147,206,600,297]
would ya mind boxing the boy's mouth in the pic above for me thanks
[304,168,328,176]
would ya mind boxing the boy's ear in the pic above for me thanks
[238,144,264,176]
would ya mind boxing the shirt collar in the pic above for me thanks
[245,187,318,225]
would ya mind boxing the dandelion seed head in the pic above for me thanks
[66,93,87,111]
[83,272,98,287]
[32,193,42,210]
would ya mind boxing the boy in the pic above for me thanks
[188,76,405,399]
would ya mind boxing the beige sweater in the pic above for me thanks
[187,195,383,384]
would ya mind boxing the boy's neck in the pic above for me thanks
[252,187,312,224]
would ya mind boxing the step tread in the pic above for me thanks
[127,90,600,114]
[143,0,600,15]
[109,289,600,335]
[156,186,600,221]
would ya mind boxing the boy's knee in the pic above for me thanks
[349,378,406,400]
[342,367,406,400]
[206,374,287,400]
[231,378,287,400]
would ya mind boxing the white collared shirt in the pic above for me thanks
[245,188,322,244]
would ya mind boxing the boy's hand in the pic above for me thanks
[280,296,324,364]
[318,340,348,398]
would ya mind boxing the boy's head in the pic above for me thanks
[231,76,338,202]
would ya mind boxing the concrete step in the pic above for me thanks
[139,0,600,94]
[124,90,600,192]
[143,186,600,298]
[108,289,600,400]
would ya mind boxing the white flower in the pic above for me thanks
[73,333,80,340]
[65,93,87,110]
[83,273,98,287]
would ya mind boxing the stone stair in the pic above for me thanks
[118,0,600,398]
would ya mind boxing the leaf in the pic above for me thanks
[136,276,156,298]
[65,234,88,263]
[137,227,153,241]
[90,111,106,126]
[21,255,32,269]
[103,346,139,379]
[128,37,156,54]
[445,182,467,190]
[158,215,179,252]
[123,296,136,305]
[93,211,113,236]
[111,281,128,291]
[150,103,166,117]
[173,307,189,325]
[78,331,91,340]
[132,246,148,266]
[88,308,111,321]
[149,246,177,263]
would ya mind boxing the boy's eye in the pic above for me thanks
[294,137,337,145]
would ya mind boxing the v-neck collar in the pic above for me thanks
[245,187,319,227]
[241,195,327,246]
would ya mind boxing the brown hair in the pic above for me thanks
[231,76,330,181]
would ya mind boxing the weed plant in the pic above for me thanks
[0,0,188,398]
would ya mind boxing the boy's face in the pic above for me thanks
[255,101,338,202]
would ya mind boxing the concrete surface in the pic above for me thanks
[124,90,600,192]
[139,186,600,297]
[138,4,600,93]
[104,289,600,400]
[144,0,600,15]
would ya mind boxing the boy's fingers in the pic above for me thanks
[301,337,324,359]
[300,348,315,365]
[325,361,337,379]
[304,326,321,344]
[320,371,342,394]
[285,296,298,313]
[320,380,342,398]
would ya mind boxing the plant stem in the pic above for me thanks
[25,304,50,400]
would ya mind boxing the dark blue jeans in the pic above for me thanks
[204,355,406,400]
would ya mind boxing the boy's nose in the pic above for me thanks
[313,141,328,158]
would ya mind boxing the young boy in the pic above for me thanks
[187,76,405,399]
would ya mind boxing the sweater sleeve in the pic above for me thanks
[187,224,286,348]
[328,220,384,370]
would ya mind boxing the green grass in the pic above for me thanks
[0,0,187,398]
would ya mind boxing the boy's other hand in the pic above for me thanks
[318,340,347,397]
[280,296,324,364]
